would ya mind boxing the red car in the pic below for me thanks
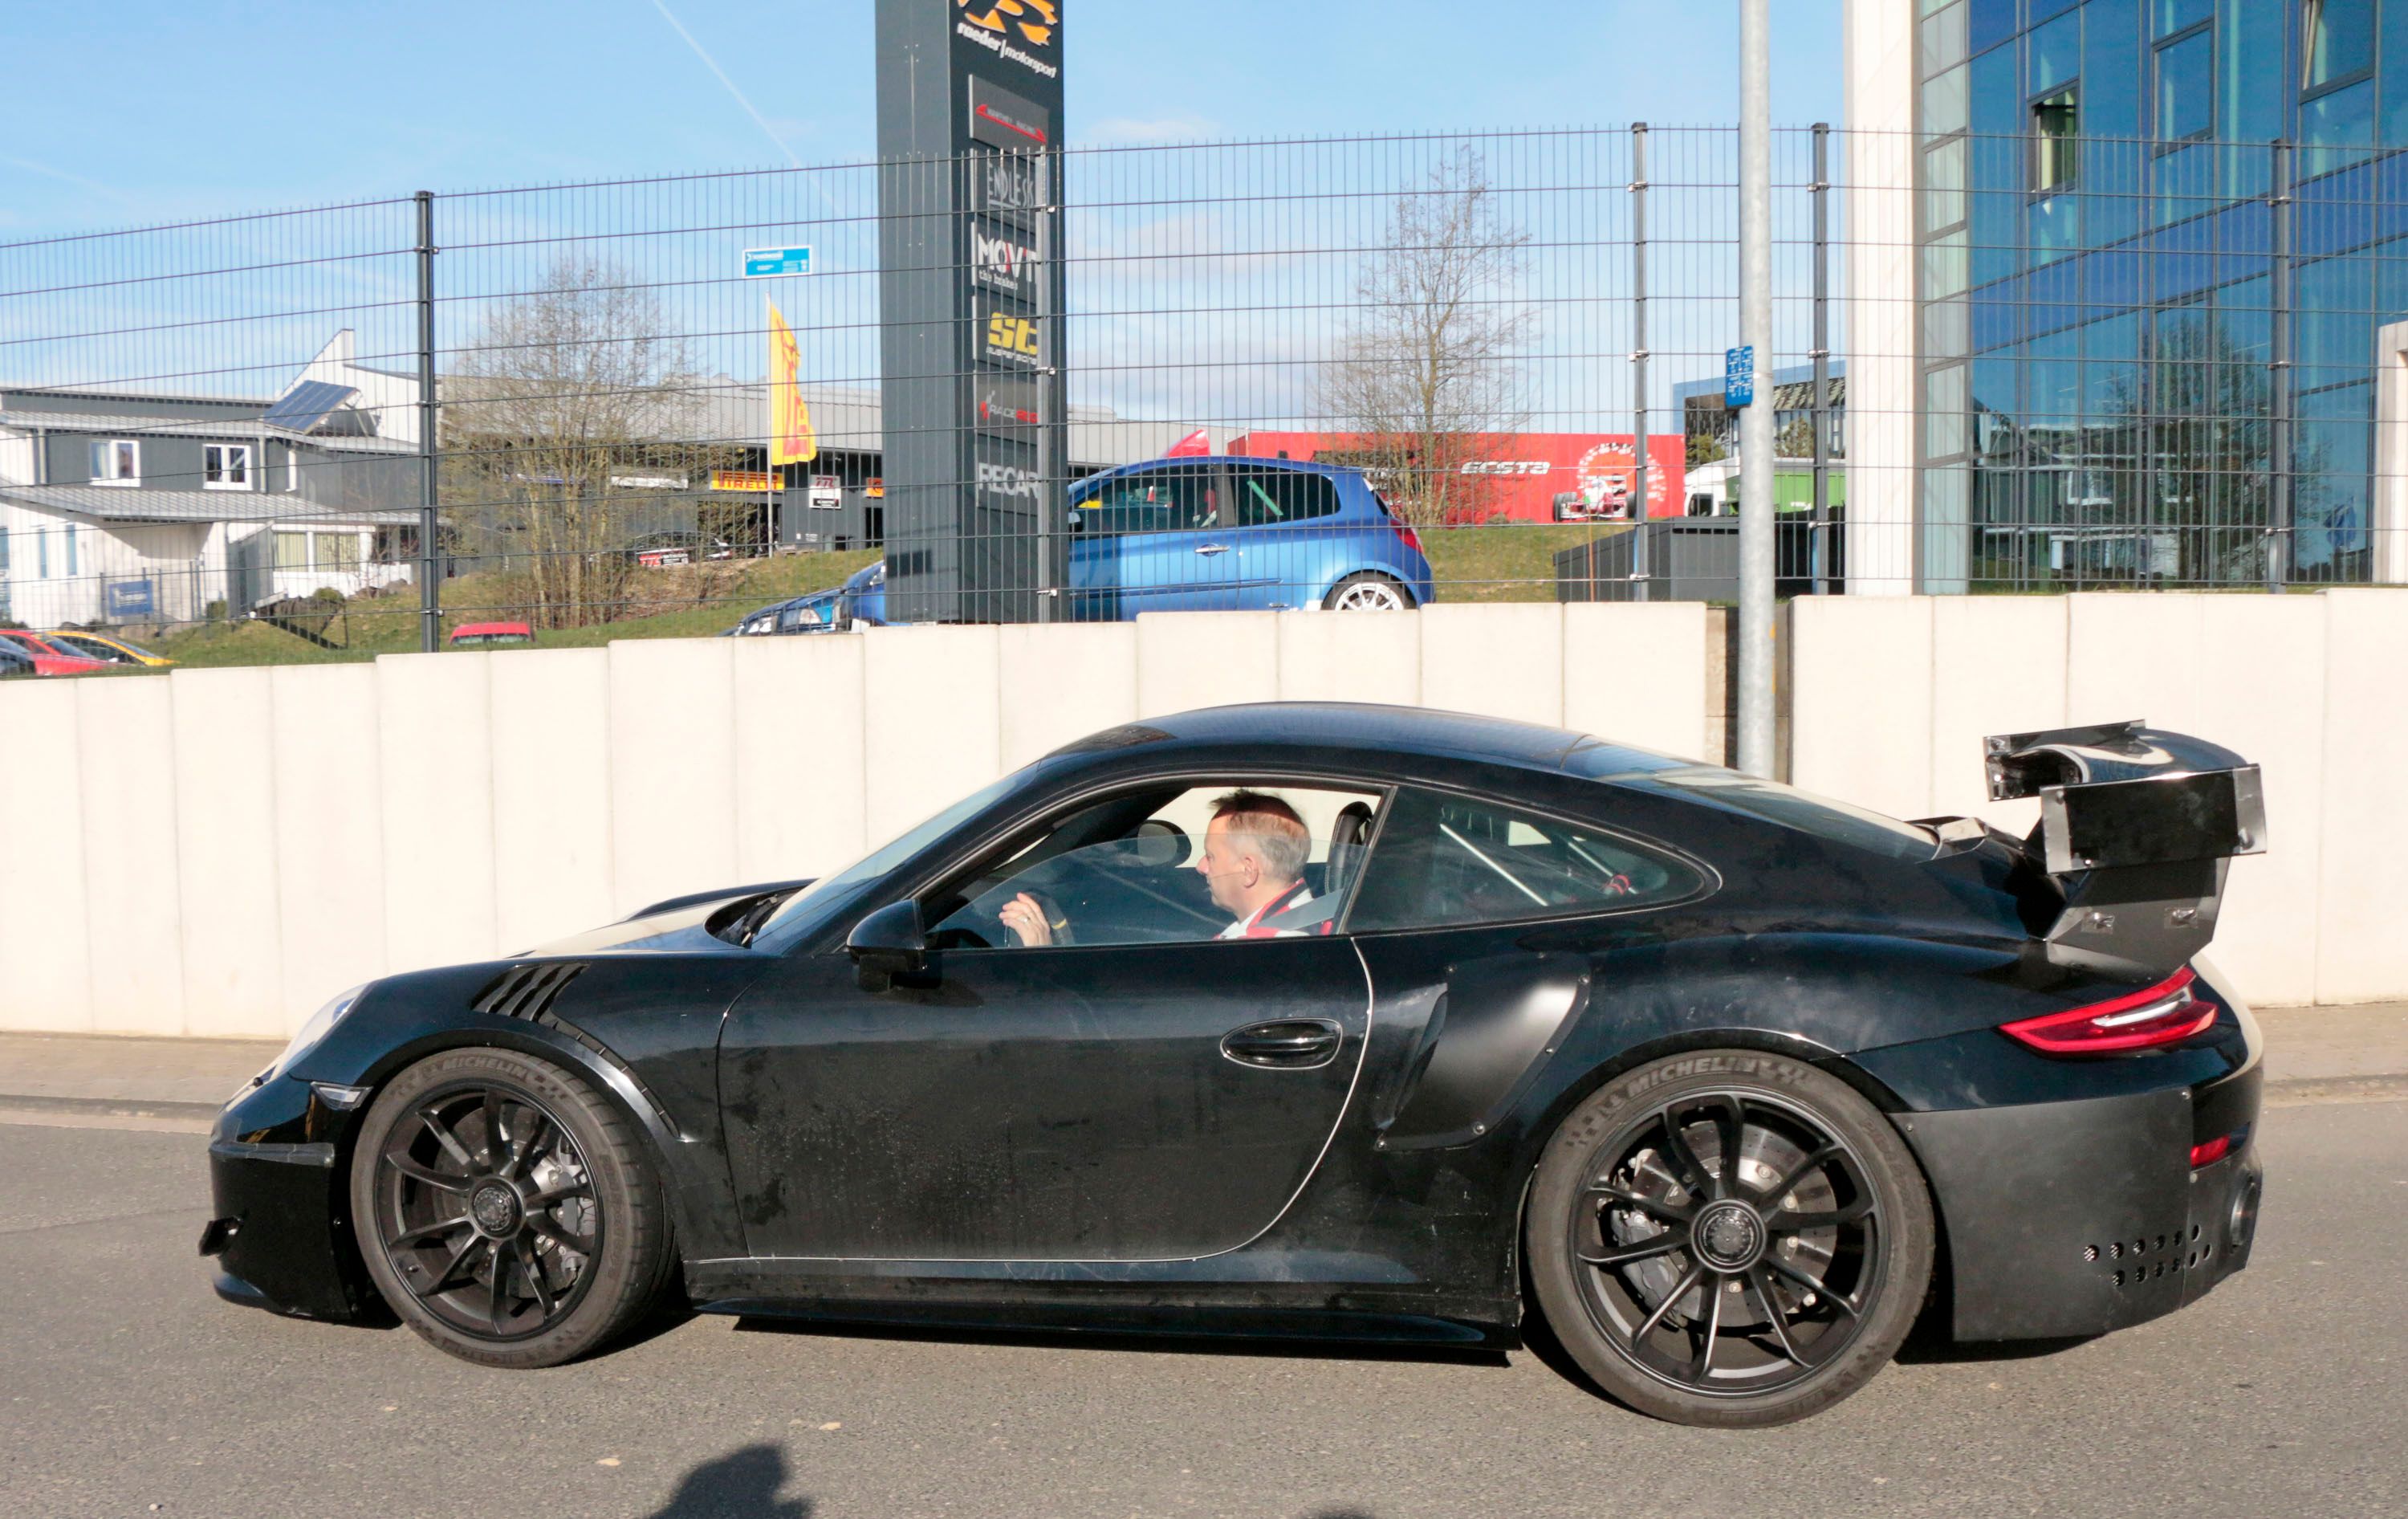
[0,630,109,676]
[447,622,536,649]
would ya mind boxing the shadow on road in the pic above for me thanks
[646,1444,810,1518]
[730,1314,1511,1371]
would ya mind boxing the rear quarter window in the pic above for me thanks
[1347,787,1705,932]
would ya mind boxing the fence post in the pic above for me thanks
[1811,121,1832,595]
[2268,139,2294,593]
[414,190,441,652]
[1629,122,1651,598]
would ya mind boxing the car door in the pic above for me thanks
[1068,462,1249,617]
[1222,462,1345,609]
[717,783,1380,1262]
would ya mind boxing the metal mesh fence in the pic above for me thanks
[0,122,2396,670]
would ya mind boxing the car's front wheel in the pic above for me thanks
[1526,1049,1934,1427]
[348,1047,674,1369]
[1324,572,1413,611]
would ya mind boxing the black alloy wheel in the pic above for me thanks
[350,1048,674,1369]
[1527,1051,1933,1427]
[370,1083,600,1341]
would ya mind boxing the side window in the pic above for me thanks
[1229,466,1341,527]
[1347,788,1701,932]
[923,782,1385,951]
[1075,465,1222,536]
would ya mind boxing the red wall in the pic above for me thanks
[1223,430,1688,522]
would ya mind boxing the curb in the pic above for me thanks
[0,1093,224,1123]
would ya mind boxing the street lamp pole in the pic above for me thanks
[1736,0,1776,778]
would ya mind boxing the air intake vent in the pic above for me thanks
[470,962,588,1023]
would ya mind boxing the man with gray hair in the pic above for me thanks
[1195,789,1320,939]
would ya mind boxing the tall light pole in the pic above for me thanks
[1736,0,1776,778]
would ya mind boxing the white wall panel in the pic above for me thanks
[1135,611,1279,719]
[1788,596,1934,817]
[607,639,737,917]
[377,652,499,974]
[490,650,616,953]
[269,665,387,1032]
[0,683,92,1032]
[1562,603,1712,760]
[1000,621,1139,770]
[734,635,870,882]
[1927,596,2067,832]
[74,678,184,1035]
[169,669,283,1037]
[2316,591,2408,1004]
[1276,611,1419,708]
[862,625,1002,848]
[1418,605,1565,727]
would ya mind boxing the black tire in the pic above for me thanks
[1525,1049,1934,1427]
[1322,572,1414,611]
[349,1047,674,1370]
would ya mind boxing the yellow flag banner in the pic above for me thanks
[767,300,816,466]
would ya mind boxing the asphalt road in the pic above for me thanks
[2,1101,2402,1519]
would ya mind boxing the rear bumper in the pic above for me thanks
[1897,1061,2263,1342]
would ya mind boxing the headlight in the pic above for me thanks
[275,983,367,1074]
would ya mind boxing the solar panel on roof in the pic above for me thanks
[262,379,358,433]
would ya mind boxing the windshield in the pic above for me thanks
[750,772,1024,951]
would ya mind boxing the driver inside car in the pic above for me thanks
[999,790,1328,947]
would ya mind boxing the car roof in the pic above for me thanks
[1080,454,1358,486]
[1047,702,1673,780]
[451,621,532,637]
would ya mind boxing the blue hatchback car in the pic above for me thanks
[809,457,1434,629]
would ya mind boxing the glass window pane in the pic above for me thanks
[2152,0,2211,37]
[2085,0,2142,137]
[2156,30,2213,140]
[2032,88,2080,189]
[1922,0,1967,78]
[1924,135,1967,230]
[2384,0,2408,145]
[1929,295,1972,357]
[228,446,247,485]
[1926,364,1970,457]
[2030,10,2081,92]
[1970,0,2018,52]
[1924,61,1969,137]
[275,531,308,569]
[2221,0,2284,146]
[2301,78,2377,174]
[1971,43,2021,139]
[1348,788,1699,933]
[2304,0,2375,90]
[1923,228,1969,299]
[1228,466,1340,527]
[2296,255,2374,373]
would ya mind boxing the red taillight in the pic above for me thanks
[1999,967,2219,1056]
[1392,522,1425,556]
[2189,1133,2235,1168]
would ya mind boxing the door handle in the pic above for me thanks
[1194,543,1231,556]
[1220,1018,1343,1070]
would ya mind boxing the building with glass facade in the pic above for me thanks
[1844,0,2408,592]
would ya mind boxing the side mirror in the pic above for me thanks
[845,899,928,991]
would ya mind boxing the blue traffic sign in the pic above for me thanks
[742,246,814,279]
[1724,345,1755,409]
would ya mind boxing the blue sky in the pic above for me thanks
[1,0,1845,238]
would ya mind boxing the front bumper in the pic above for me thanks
[1895,1061,2263,1342]
[201,1074,385,1324]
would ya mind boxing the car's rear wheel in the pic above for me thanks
[1324,572,1413,611]
[349,1047,673,1369]
[1526,1050,1934,1427]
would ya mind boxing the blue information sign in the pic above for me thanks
[742,246,814,279]
[1724,344,1755,409]
[106,579,156,617]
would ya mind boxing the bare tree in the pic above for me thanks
[1321,148,1536,526]
[446,257,700,626]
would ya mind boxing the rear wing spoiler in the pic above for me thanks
[1983,719,2265,971]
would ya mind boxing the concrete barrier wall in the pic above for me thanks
[0,593,2390,1036]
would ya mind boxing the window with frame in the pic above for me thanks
[275,531,310,570]
[922,782,1386,951]
[1072,465,1221,536]
[317,531,360,572]
[2304,0,2377,94]
[1228,466,1343,527]
[2031,88,2080,191]
[2154,24,2214,143]
[1345,788,1702,933]
[203,442,251,489]
[90,438,139,484]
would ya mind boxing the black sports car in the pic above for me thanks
[203,704,2268,1427]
